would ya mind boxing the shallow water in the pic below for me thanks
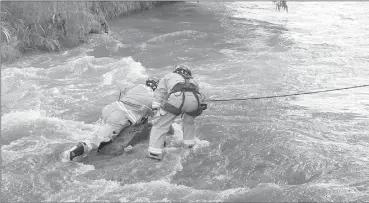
[2,2,369,202]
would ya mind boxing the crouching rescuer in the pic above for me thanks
[148,64,208,160]
[63,77,160,162]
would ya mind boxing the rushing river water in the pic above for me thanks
[2,2,369,202]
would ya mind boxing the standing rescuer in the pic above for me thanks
[148,64,208,160]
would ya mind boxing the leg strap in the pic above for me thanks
[161,101,183,116]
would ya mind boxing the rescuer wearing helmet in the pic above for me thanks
[62,77,160,162]
[147,64,207,160]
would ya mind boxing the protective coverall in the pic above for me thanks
[90,84,155,148]
[148,72,205,160]
[63,84,155,161]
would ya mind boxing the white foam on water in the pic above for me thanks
[89,33,125,52]
[1,55,150,122]
[1,109,111,201]
[1,138,48,165]
[111,180,249,202]
[217,187,250,200]
[193,137,210,150]
[160,122,211,181]
[1,110,44,132]
[50,87,61,95]
[168,122,210,150]
[46,177,123,202]
[0,110,292,202]
[3,2,368,202]
[1,66,45,79]
[47,55,95,77]
[1,67,45,106]
[70,163,96,176]
[101,57,148,87]
[102,71,114,85]
[1,110,98,150]
[146,30,208,44]
[197,81,214,90]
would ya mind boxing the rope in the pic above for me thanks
[206,84,369,102]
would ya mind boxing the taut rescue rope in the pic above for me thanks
[206,84,369,102]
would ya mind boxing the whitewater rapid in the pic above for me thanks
[2,2,369,202]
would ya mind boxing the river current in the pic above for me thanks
[1,2,369,202]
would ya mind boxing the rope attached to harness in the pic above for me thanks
[206,84,369,102]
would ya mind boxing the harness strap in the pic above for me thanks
[159,73,205,117]
[121,100,143,109]
[116,101,138,124]
[162,102,182,115]
[179,90,185,112]
[121,100,152,124]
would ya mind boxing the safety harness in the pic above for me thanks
[161,74,204,117]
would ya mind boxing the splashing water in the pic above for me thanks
[2,2,369,202]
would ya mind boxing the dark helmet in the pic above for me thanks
[173,64,192,78]
[146,77,159,91]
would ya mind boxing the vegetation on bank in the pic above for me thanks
[0,1,172,63]
[0,1,287,64]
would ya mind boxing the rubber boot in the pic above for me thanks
[147,152,163,161]
[63,142,90,162]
